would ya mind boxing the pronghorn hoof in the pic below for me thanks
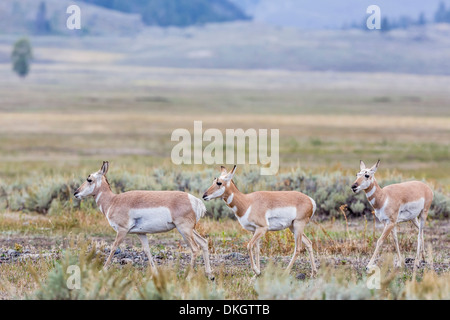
[295,273,306,280]
[251,271,261,279]
[405,257,414,264]
[365,264,377,272]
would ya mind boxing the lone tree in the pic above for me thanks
[11,38,32,78]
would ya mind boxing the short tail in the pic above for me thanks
[307,196,317,218]
[188,194,207,222]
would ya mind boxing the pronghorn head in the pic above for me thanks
[202,165,237,201]
[351,160,380,193]
[74,161,109,200]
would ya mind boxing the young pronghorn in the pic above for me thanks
[73,161,213,278]
[202,166,317,276]
[351,160,433,269]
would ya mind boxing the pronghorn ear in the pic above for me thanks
[220,166,228,175]
[370,160,380,173]
[360,160,366,171]
[100,161,109,175]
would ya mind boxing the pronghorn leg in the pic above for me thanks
[420,222,426,262]
[420,212,427,262]
[411,217,426,261]
[392,225,403,267]
[255,238,261,271]
[137,234,158,276]
[367,222,395,268]
[247,227,268,276]
[414,218,425,269]
[285,221,306,274]
[104,229,128,269]
[176,225,201,270]
[411,217,420,229]
[192,230,214,279]
[301,233,317,277]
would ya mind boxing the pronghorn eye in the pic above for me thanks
[365,174,370,179]
[217,181,222,186]
[87,178,93,183]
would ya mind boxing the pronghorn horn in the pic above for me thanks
[229,165,237,177]
[371,159,380,172]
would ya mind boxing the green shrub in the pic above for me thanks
[1,168,448,220]
[29,241,223,300]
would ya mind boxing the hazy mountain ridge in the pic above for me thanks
[0,0,249,36]
[3,0,450,36]
[0,0,144,35]
[2,1,450,75]
[81,0,249,27]
[230,0,450,29]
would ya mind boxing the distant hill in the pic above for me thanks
[0,0,144,35]
[80,0,249,27]
[8,21,450,76]
[230,0,450,29]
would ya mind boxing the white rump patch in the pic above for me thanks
[188,193,206,221]
[265,207,297,231]
[397,198,425,223]
[128,207,175,234]
[308,196,316,217]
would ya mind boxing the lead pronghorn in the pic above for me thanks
[203,165,317,276]
[73,161,213,278]
[351,160,433,269]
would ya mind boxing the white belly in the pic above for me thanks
[265,207,297,231]
[127,207,175,234]
[397,198,425,223]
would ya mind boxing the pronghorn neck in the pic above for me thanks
[223,181,249,218]
[364,178,385,209]
[93,177,115,216]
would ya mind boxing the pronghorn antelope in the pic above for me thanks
[202,166,317,276]
[73,161,213,278]
[351,160,433,269]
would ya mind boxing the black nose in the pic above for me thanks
[73,191,78,197]
[202,193,207,199]
[351,184,358,190]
